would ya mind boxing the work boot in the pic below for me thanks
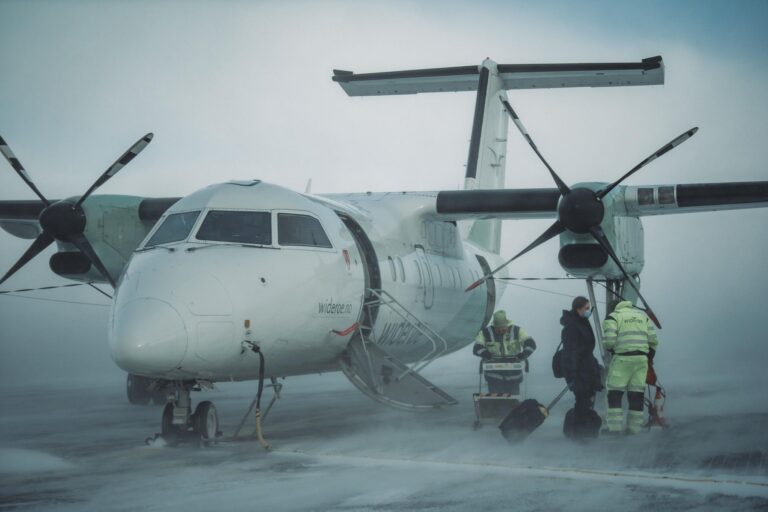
[627,410,645,434]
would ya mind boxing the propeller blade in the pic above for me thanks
[70,234,116,287]
[0,135,50,205]
[77,133,153,207]
[588,226,661,328]
[597,127,698,199]
[500,99,571,196]
[0,232,54,286]
[465,220,565,292]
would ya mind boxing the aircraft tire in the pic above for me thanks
[193,401,219,440]
[126,374,152,405]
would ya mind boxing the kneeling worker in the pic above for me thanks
[473,310,536,394]
[603,300,659,435]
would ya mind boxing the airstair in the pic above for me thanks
[339,289,458,411]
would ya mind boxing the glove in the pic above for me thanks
[481,351,493,360]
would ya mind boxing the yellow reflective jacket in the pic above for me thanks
[602,301,659,354]
[473,322,535,358]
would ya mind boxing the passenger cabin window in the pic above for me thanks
[433,264,441,287]
[277,213,332,248]
[396,257,406,283]
[145,211,201,247]
[388,256,396,281]
[414,261,423,285]
[196,210,271,245]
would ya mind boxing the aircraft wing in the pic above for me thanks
[433,181,768,220]
[0,197,180,240]
[623,181,768,216]
[0,200,46,239]
[0,196,181,284]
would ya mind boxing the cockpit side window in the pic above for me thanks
[196,210,272,245]
[277,213,332,248]
[145,210,201,247]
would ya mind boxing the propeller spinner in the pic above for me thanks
[465,98,699,329]
[0,133,153,287]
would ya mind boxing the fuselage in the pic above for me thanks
[109,180,507,382]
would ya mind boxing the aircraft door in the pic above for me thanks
[415,246,434,309]
[337,213,381,327]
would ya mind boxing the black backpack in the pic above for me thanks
[552,341,564,379]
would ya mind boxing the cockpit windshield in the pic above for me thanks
[196,210,272,245]
[144,210,201,248]
[277,213,332,248]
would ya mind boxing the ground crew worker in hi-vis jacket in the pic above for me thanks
[473,310,536,395]
[602,300,659,435]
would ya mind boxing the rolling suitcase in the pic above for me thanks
[499,386,568,443]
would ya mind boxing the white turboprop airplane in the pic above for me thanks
[1,56,767,440]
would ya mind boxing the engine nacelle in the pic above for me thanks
[49,195,164,283]
[50,251,92,277]
[558,215,644,279]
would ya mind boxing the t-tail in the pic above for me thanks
[333,56,665,254]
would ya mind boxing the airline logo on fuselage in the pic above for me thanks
[317,298,354,316]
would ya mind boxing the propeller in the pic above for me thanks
[0,133,153,287]
[465,98,699,328]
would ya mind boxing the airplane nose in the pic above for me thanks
[111,298,188,373]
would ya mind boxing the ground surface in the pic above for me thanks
[1,366,767,512]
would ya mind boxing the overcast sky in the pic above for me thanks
[0,1,766,394]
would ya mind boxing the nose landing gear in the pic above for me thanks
[146,381,221,447]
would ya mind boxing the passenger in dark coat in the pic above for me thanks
[560,296,604,439]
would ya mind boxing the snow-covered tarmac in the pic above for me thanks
[1,364,767,512]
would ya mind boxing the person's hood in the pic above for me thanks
[560,309,578,326]
[614,300,635,311]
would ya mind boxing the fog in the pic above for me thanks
[0,1,767,509]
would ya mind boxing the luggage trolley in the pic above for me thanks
[472,357,527,429]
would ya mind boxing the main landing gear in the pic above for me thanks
[146,381,222,446]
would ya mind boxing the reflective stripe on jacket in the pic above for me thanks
[602,301,658,354]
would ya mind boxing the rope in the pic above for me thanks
[497,277,600,281]
[0,283,87,294]
[88,283,113,299]
[0,281,112,307]
[502,281,607,303]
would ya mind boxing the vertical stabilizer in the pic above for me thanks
[464,59,508,254]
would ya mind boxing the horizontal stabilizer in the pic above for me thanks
[333,56,663,96]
